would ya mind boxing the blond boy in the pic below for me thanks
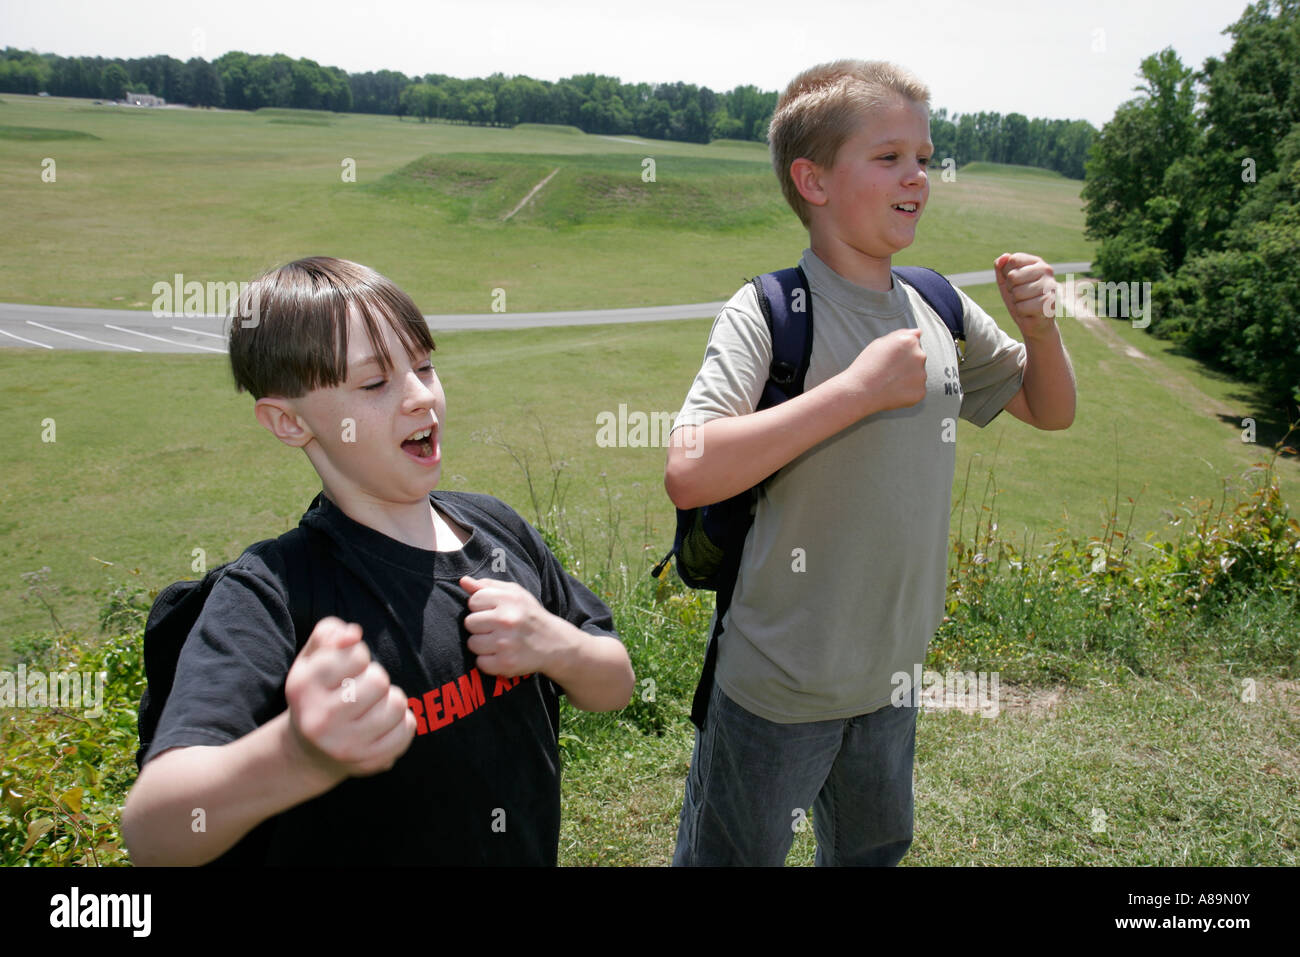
[666,61,1074,865]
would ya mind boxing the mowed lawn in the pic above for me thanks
[3,284,1296,646]
[1,94,1090,313]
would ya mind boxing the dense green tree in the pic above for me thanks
[399,82,444,121]
[1083,0,1300,410]
[350,70,409,115]
[100,62,128,100]
[1081,48,1197,249]
[0,45,1094,170]
[461,89,496,124]
[183,57,223,107]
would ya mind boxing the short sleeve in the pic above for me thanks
[519,520,619,644]
[956,287,1027,427]
[671,284,771,432]
[143,548,298,764]
[487,505,621,702]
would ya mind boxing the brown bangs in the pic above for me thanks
[228,257,435,399]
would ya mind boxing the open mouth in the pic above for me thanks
[892,202,920,216]
[400,425,438,463]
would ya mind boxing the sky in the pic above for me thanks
[0,0,1258,127]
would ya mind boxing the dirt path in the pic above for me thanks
[1062,276,1242,426]
[502,167,560,222]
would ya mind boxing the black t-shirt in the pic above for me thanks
[145,491,619,865]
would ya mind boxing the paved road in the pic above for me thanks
[0,263,1091,353]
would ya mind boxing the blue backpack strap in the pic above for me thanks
[892,265,965,344]
[685,266,814,730]
[751,266,814,407]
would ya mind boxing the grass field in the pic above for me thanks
[1,97,1296,868]
[3,283,1296,645]
[0,93,1090,312]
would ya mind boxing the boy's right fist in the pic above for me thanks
[284,617,416,779]
[847,328,928,414]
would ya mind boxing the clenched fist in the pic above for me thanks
[995,252,1058,340]
[284,617,416,779]
[845,327,928,415]
[461,575,559,677]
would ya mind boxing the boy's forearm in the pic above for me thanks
[665,371,877,509]
[1019,321,1076,430]
[122,710,344,866]
[540,621,634,712]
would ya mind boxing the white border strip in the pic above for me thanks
[105,324,225,353]
[26,320,141,352]
[171,325,226,340]
[0,327,54,349]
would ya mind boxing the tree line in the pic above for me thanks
[1081,0,1299,411]
[1,46,1094,176]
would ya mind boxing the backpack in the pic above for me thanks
[135,521,334,770]
[651,264,966,729]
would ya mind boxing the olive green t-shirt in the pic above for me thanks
[672,249,1025,722]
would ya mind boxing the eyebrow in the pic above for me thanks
[351,349,429,374]
[870,137,934,149]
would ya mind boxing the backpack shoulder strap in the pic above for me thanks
[750,266,814,408]
[684,266,814,729]
[892,265,965,342]
[275,524,330,649]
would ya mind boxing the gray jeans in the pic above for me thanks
[673,679,918,866]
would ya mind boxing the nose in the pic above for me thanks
[402,368,441,417]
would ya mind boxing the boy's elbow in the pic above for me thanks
[664,443,704,509]
[121,791,178,867]
[1043,401,1076,431]
[600,658,637,713]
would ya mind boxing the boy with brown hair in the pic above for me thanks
[666,60,1075,865]
[122,257,634,865]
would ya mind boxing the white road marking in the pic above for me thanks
[171,325,225,340]
[25,320,142,352]
[105,323,225,353]
[0,327,54,349]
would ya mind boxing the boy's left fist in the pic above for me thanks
[460,575,557,677]
[995,252,1058,341]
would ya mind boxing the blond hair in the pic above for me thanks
[769,60,930,226]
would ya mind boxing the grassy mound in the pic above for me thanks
[960,161,1072,180]
[253,107,335,121]
[707,137,766,149]
[513,122,583,135]
[0,125,100,141]
[368,151,787,230]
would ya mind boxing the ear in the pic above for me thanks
[254,397,314,448]
[790,157,829,210]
